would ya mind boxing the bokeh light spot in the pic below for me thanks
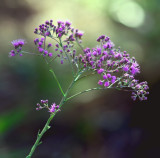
[110,0,145,28]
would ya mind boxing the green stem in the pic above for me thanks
[76,38,84,53]
[21,51,41,56]
[77,72,96,81]
[66,87,104,101]
[49,69,65,96]
[66,79,120,101]
[25,72,81,158]
[26,113,55,158]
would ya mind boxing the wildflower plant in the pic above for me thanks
[9,20,149,157]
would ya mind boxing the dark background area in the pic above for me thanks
[0,0,160,157]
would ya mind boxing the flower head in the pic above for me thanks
[76,34,149,101]
[36,99,60,113]
[49,103,60,113]
[9,39,26,57]
[11,39,25,49]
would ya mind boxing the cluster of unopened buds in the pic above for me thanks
[36,99,60,113]
[9,39,25,57]
[9,19,149,108]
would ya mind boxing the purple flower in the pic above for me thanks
[41,99,48,104]
[106,73,111,78]
[45,32,50,36]
[38,42,43,47]
[44,50,48,55]
[123,66,129,72]
[48,43,53,48]
[130,65,139,75]
[49,103,60,113]
[38,47,43,53]
[97,47,101,53]
[103,75,107,80]
[40,38,45,42]
[105,37,110,41]
[57,20,63,26]
[36,99,60,113]
[65,21,71,26]
[58,33,62,38]
[11,39,25,49]
[92,51,97,56]
[9,50,16,57]
[45,20,49,25]
[75,31,84,39]
[34,38,39,44]
[98,80,103,85]
[111,76,116,83]
[61,60,63,64]
[103,44,108,49]
[55,44,59,48]
[48,53,53,57]
[104,81,110,87]
[97,68,104,74]
[49,103,56,113]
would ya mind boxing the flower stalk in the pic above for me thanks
[8,19,149,158]
[26,69,82,157]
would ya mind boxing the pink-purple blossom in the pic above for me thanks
[9,39,25,57]
[11,39,25,48]
[104,81,110,87]
[36,99,60,113]
[98,80,103,85]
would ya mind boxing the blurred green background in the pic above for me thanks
[0,0,160,157]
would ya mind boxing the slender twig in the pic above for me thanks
[50,36,60,44]
[66,79,119,101]
[21,51,41,56]
[49,69,65,96]
[65,87,104,101]
[77,72,96,81]
[49,55,58,63]
[76,38,84,53]
[66,79,134,102]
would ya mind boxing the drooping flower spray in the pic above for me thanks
[9,20,149,157]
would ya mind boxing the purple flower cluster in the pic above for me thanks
[76,35,149,101]
[33,20,84,64]
[98,73,117,87]
[49,103,60,113]
[34,19,83,42]
[36,99,60,113]
[9,20,149,101]
[9,39,25,57]
[34,38,53,57]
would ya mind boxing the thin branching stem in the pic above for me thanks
[65,87,104,101]
[66,79,119,101]
[76,38,84,53]
[77,72,96,81]
[49,69,65,96]
[26,71,82,158]
[21,51,41,56]
[49,55,58,63]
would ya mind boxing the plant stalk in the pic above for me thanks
[25,72,81,158]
